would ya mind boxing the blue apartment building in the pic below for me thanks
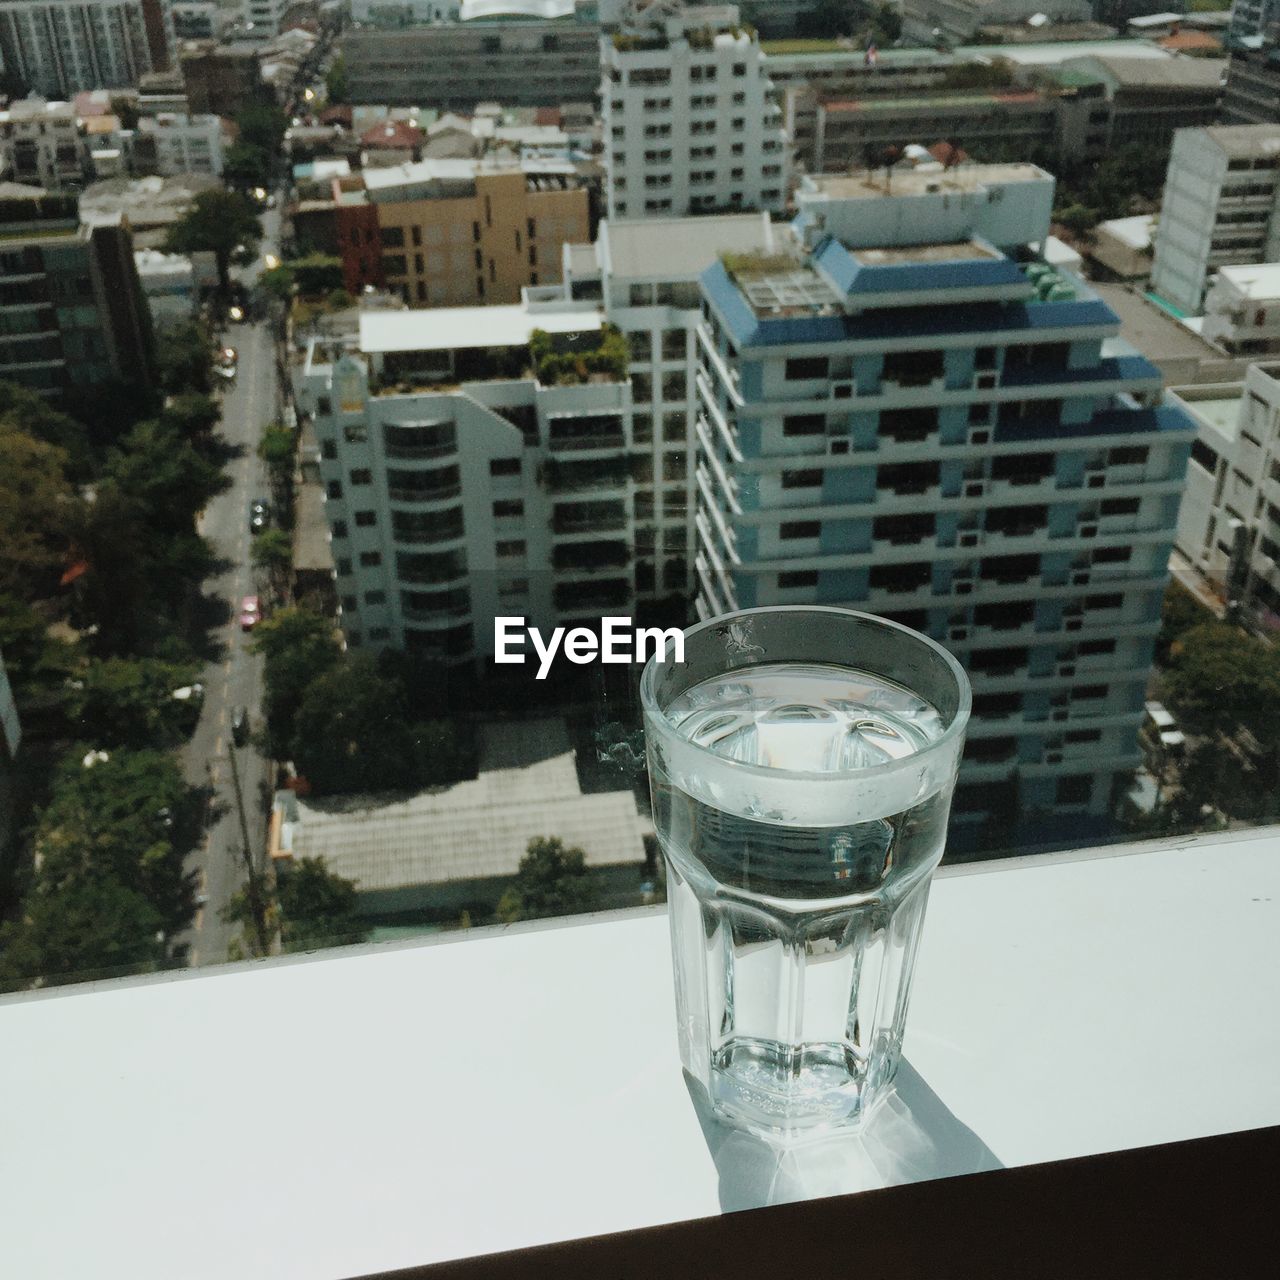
[692,165,1196,849]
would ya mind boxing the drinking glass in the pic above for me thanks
[640,606,971,1138]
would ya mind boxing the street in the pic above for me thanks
[179,209,284,965]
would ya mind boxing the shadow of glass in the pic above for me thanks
[684,1059,1003,1213]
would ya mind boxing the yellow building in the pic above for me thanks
[349,159,591,307]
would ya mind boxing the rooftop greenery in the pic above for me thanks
[530,324,627,386]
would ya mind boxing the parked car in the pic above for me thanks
[249,498,270,534]
[1142,701,1186,758]
[231,705,250,747]
[172,683,205,735]
[215,347,237,380]
[239,595,261,631]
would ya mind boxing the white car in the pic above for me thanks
[215,347,237,380]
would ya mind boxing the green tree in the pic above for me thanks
[1055,203,1099,236]
[1162,622,1280,743]
[1156,580,1213,666]
[250,607,342,754]
[0,876,165,991]
[164,190,262,295]
[0,380,91,479]
[0,423,77,602]
[224,140,271,191]
[236,102,287,156]
[325,54,350,104]
[258,422,296,514]
[277,856,366,951]
[34,749,196,933]
[67,656,199,750]
[154,321,214,396]
[161,393,221,448]
[291,653,424,795]
[496,837,599,924]
[251,527,293,602]
[105,417,230,537]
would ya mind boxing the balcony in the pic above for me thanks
[3,829,1276,1275]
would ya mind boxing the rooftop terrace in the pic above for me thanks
[804,164,1050,202]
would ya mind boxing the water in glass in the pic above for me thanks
[653,661,952,1136]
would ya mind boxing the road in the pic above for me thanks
[178,208,284,965]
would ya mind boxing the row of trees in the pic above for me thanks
[0,327,229,989]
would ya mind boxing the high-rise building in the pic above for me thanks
[1150,125,1280,315]
[0,184,154,399]
[693,164,1194,847]
[1227,0,1280,42]
[0,0,173,99]
[560,211,775,600]
[600,4,789,220]
[1222,36,1280,125]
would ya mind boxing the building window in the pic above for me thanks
[493,499,524,518]
[1101,497,1140,516]
[365,590,386,605]
[786,356,829,380]
[783,414,825,436]
[1056,775,1093,805]
[781,469,823,489]
[321,439,337,459]
[778,570,818,589]
[359,551,382,567]
[327,480,343,499]
[336,558,352,576]
[331,520,348,538]
[490,457,521,477]
[350,468,372,485]
[355,510,377,527]
[496,539,526,557]
[780,520,821,540]
[1108,446,1149,466]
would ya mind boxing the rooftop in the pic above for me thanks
[803,163,1049,201]
[1060,53,1224,90]
[1096,213,1155,250]
[2,826,1277,1275]
[1214,262,1280,298]
[358,302,602,355]
[280,720,647,892]
[600,212,774,281]
[1199,123,1280,156]
[1169,386,1241,442]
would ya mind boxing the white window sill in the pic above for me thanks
[3,827,1279,1278]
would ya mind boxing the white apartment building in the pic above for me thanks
[1171,363,1280,621]
[558,211,774,600]
[293,299,637,659]
[1201,263,1280,356]
[135,247,199,328]
[132,113,225,177]
[0,0,172,99]
[0,98,89,189]
[600,3,789,220]
[694,164,1195,848]
[1151,125,1280,316]
[241,0,289,38]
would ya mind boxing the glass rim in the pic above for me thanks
[638,605,973,787]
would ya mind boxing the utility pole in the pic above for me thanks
[227,740,272,957]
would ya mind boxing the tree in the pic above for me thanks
[258,422,296,515]
[277,856,366,951]
[67,656,200,750]
[291,654,424,795]
[105,417,230,537]
[325,54,350,105]
[251,527,293,602]
[0,380,91,479]
[1162,622,1280,744]
[259,253,344,301]
[1156,580,1212,666]
[250,607,342,754]
[496,837,599,924]
[0,423,77,602]
[224,140,271,191]
[164,190,262,295]
[161,393,221,450]
[236,102,287,157]
[0,876,165,991]
[34,749,196,933]
[154,321,214,396]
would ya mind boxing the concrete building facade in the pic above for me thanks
[0,99,90,190]
[0,183,154,398]
[1151,125,1280,315]
[340,21,601,107]
[693,165,1194,846]
[1170,362,1280,621]
[129,112,225,177]
[336,159,591,306]
[0,0,173,99]
[600,4,789,220]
